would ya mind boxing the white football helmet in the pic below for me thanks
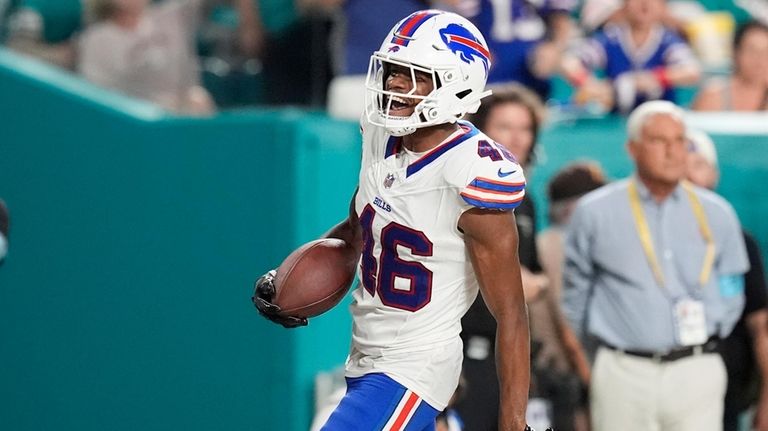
[364,10,492,136]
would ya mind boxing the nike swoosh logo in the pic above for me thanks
[497,168,517,177]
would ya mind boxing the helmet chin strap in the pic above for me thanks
[389,126,417,137]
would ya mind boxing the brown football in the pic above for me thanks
[273,238,358,318]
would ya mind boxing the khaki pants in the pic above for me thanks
[591,346,727,431]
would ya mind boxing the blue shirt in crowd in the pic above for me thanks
[563,177,749,352]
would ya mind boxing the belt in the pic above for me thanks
[601,336,720,363]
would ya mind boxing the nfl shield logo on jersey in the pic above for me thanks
[384,173,396,188]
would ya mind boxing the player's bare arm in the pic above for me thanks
[322,189,362,257]
[459,208,530,431]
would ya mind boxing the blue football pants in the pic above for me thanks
[320,373,440,431]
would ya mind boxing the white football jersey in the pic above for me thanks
[345,117,526,409]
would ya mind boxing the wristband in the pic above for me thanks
[569,69,590,87]
[653,67,672,89]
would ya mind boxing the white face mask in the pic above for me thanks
[0,233,7,262]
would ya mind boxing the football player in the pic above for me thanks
[255,10,535,431]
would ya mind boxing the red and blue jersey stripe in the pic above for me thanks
[385,135,402,159]
[466,177,525,194]
[461,176,526,210]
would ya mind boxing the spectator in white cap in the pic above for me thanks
[685,128,719,190]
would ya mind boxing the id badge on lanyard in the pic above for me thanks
[673,298,708,346]
[628,180,715,346]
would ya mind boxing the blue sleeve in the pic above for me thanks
[661,29,698,66]
[714,204,749,337]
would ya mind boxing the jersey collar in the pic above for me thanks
[405,122,479,177]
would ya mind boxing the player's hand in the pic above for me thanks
[252,270,308,328]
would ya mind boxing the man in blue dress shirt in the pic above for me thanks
[562,100,749,431]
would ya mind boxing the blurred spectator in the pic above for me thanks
[0,0,19,42]
[563,100,748,431]
[240,0,339,106]
[452,0,577,100]
[333,0,428,75]
[4,0,85,69]
[684,129,719,189]
[535,162,608,431]
[579,0,622,34]
[580,0,694,35]
[230,0,264,58]
[0,199,8,265]
[457,83,549,431]
[686,129,768,431]
[199,0,266,61]
[669,4,735,70]
[737,0,768,25]
[692,20,768,111]
[562,0,701,114]
[78,0,215,115]
[195,0,266,107]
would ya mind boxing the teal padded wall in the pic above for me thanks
[0,49,359,431]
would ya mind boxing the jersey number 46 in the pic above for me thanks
[359,204,433,311]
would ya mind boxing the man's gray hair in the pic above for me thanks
[626,101,686,142]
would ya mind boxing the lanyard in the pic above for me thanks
[628,180,716,288]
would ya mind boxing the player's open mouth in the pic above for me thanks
[385,95,415,115]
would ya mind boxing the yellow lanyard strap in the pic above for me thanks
[628,181,665,286]
[628,180,716,288]
[681,181,716,285]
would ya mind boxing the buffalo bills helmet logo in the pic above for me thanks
[439,24,490,75]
